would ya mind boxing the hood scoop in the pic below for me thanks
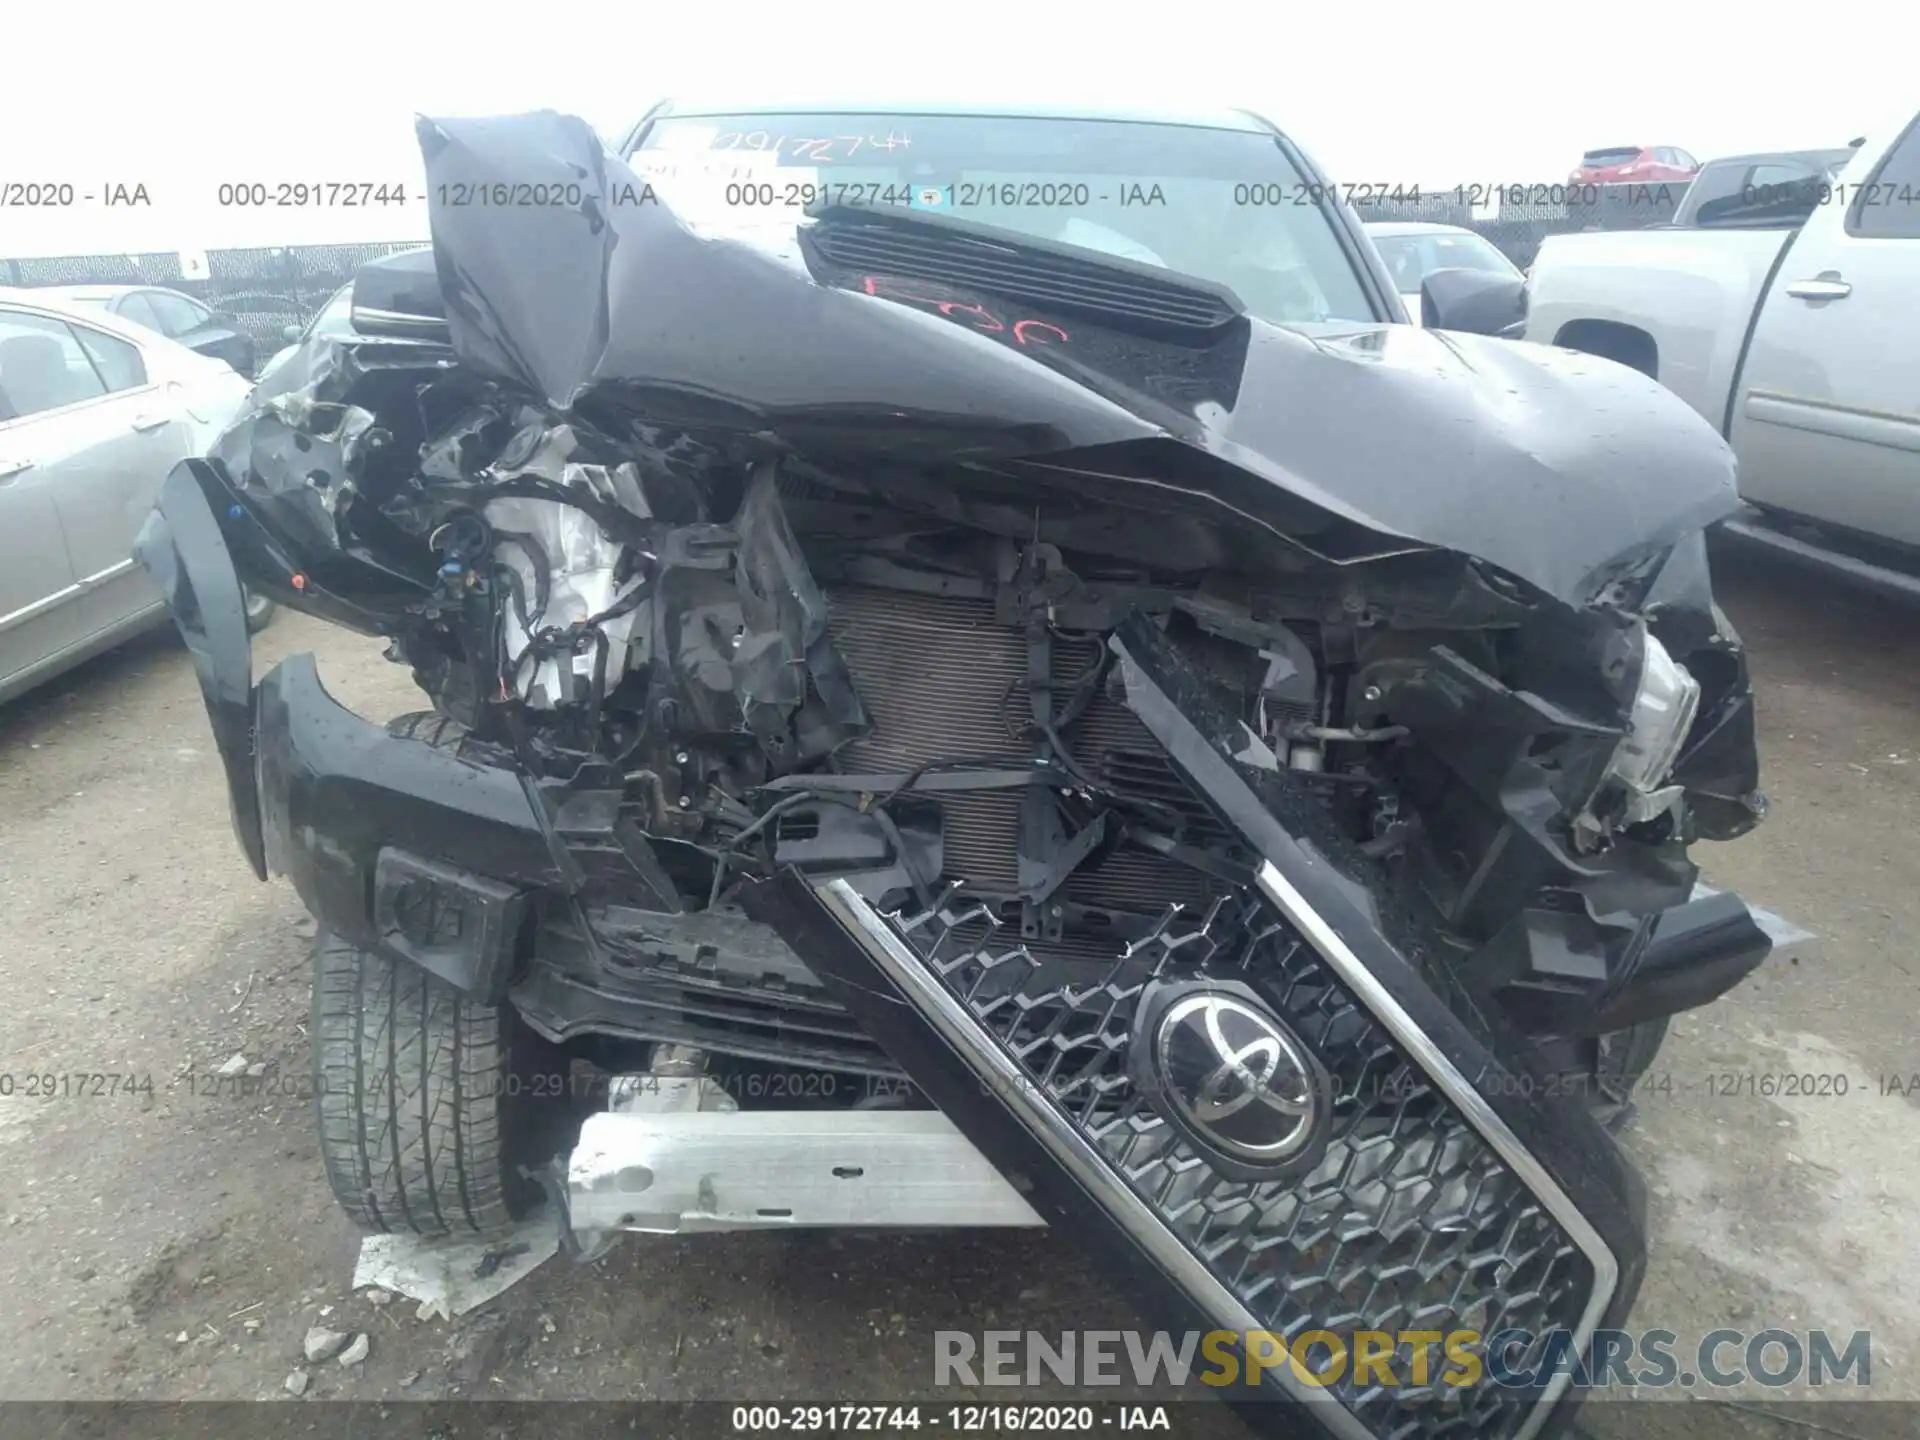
[801,204,1244,338]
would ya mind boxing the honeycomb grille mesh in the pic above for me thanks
[885,890,1594,1440]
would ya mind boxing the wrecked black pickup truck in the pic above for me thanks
[139,103,1796,1439]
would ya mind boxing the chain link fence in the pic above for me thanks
[2,242,425,352]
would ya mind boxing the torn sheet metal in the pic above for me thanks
[417,110,617,410]
[352,1209,559,1322]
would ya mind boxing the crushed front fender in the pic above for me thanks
[135,461,266,879]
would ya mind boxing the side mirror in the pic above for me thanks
[1420,268,1528,337]
[281,323,302,342]
[350,248,449,341]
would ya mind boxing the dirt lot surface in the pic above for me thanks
[1,546,1915,1437]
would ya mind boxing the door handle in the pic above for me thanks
[1783,276,1852,301]
[130,412,171,432]
[0,457,31,483]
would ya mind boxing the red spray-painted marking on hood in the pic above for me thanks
[858,275,1069,347]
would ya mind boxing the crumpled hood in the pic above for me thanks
[1198,322,1743,602]
[412,111,1741,607]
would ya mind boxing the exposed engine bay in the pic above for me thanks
[134,107,1804,1440]
[217,299,1767,1098]
[176,105,1784,1110]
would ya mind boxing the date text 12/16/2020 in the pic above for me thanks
[730,1406,1175,1433]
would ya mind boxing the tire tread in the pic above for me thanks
[313,933,515,1238]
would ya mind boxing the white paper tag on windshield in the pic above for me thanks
[630,151,817,230]
[649,123,721,154]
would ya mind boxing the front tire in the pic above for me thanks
[313,933,531,1237]
[242,587,276,634]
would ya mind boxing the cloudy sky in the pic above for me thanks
[4,0,1916,257]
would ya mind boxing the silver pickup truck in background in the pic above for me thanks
[1666,147,1860,230]
[1524,110,1920,599]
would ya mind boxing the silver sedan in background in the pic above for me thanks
[0,289,269,703]
[1364,220,1525,327]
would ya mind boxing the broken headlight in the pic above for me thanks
[1605,631,1702,822]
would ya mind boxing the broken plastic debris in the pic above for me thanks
[351,1209,558,1321]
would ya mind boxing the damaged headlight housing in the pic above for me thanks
[1605,631,1702,820]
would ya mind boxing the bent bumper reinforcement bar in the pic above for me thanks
[566,1104,1045,1236]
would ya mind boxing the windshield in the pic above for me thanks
[630,113,1380,327]
[1581,148,1641,166]
[1370,231,1518,293]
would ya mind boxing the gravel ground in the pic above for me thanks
[0,545,1914,1436]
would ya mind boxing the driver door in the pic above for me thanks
[0,305,187,695]
[0,309,90,693]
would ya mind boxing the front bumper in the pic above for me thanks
[144,458,1804,1440]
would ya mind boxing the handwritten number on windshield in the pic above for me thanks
[711,131,910,162]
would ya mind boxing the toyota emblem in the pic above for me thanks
[1133,984,1333,1177]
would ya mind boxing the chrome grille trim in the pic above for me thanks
[1102,624,1615,1438]
[1253,861,1617,1440]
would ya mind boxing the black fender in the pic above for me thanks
[135,460,267,879]
[137,460,562,999]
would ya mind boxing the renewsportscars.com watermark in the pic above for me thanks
[935,1328,1873,1391]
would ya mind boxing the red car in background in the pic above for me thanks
[1571,145,1701,184]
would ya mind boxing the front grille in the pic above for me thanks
[881,888,1592,1440]
[815,584,1598,1437]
